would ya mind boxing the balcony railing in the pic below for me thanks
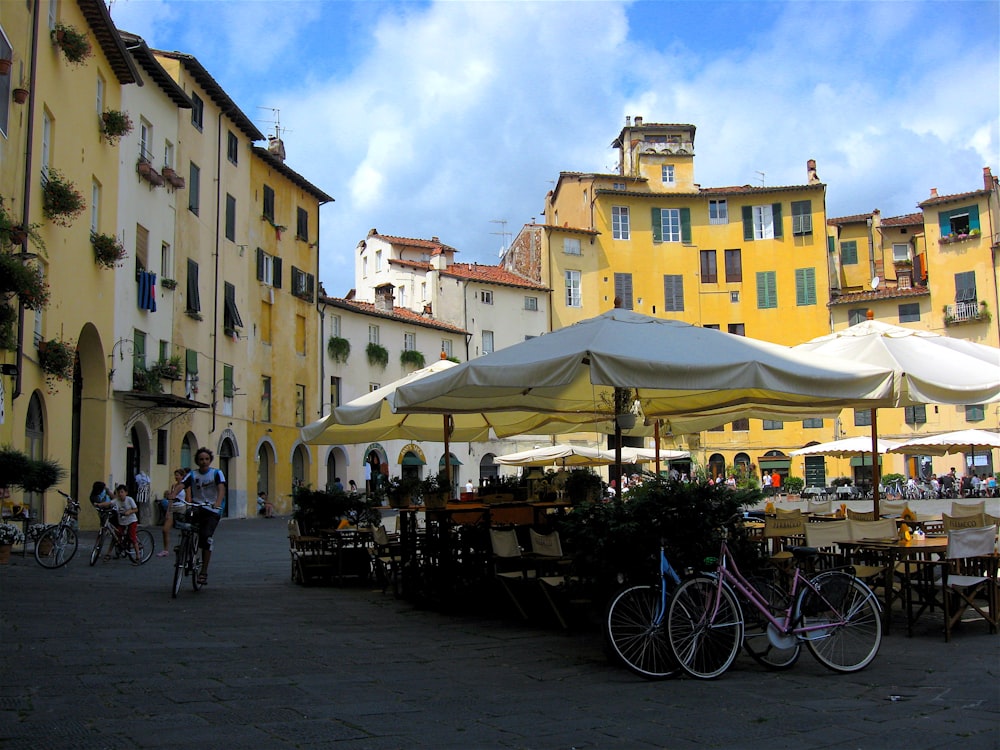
[944,300,988,326]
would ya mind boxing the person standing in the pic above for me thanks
[761,471,772,497]
[112,484,140,561]
[157,468,188,557]
[184,448,226,586]
[771,470,781,498]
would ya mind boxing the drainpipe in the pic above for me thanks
[14,0,40,400]
[210,108,228,433]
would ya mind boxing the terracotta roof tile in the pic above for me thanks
[880,213,923,227]
[829,286,930,306]
[440,263,549,290]
[319,297,469,334]
[827,213,875,226]
[370,232,459,254]
[918,189,991,208]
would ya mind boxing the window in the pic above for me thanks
[441,339,452,359]
[848,308,867,326]
[854,408,872,427]
[661,165,675,185]
[731,418,749,431]
[791,200,812,236]
[329,376,341,409]
[763,420,783,430]
[220,364,234,416]
[90,181,100,234]
[291,266,315,302]
[362,256,368,278]
[965,405,985,422]
[369,383,380,392]
[403,332,416,351]
[164,141,174,170]
[296,207,308,241]
[730,291,740,303]
[727,323,745,336]
[614,273,633,308]
[563,238,581,255]
[190,92,204,130]
[482,330,494,355]
[709,199,728,225]
[612,182,626,191]
[41,111,51,173]
[374,250,382,272]
[565,270,581,307]
[892,243,909,263]
[700,251,717,283]
[188,162,200,215]
[139,119,152,162]
[663,275,684,312]
[185,349,198,398]
[224,282,243,332]
[651,207,690,243]
[904,405,926,425]
[397,285,407,307]
[0,31,11,137]
[256,248,282,287]
[156,429,168,465]
[262,185,274,222]
[134,223,148,272]
[133,329,147,371]
[756,271,777,309]
[955,271,977,303]
[421,282,427,301]
[938,205,980,237]
[898,303,920,323]
[743,204,782,241]
[480,290,493,305]
[295,385,306,427]
[186,259,201,314]
[724,249,742,282]
[96,75,104,113]
[226,130,238,164]
[261,376,271,422]
[612,206,630,240]
[160,242,171,278]
[329,315,341,337]
[803,418,823,429]
[524,296,538,311]
[795,268,816,306]
[840,240,858,265]
[225,194,236,242]
[368,325,380,345]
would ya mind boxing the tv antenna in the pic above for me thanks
[257,107,291,140]
[490,219,512,256]
[755,171,766,186]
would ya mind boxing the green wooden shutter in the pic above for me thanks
[680,207,691,243]
[772,203,783,238]
[256,248,265,281]
[273,257,282,289]
[742,206,753,241]
[185,348,198,375]
[827,235,835,254]
[756,271,776,309]
[795,268,816,306]
[223,364,234,397]
[651,208,662,242]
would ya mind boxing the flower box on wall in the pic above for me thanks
[100,110,134,145]
[137,159,164,187]
[51,23,92,66]
[42,169,86,226]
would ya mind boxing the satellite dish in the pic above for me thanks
[871,276,881,290]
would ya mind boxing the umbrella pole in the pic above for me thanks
[654,420,661,477]
[614,421,622,497]
[870,408,881,518]
[443,414,453,500]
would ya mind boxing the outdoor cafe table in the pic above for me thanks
[836,536,948,636]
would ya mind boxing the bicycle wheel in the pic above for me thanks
[172,536,187,598]
[667,576,743,680]
[89,528,107,566]
[605,585,679,680]
[127,529,154,565]
[190,535,203,591]
[740,576,800,670]
[797,571,882,673]
[35,525,79,569]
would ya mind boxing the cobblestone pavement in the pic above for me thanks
[1,513,997,750]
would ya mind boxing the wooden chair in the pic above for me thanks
[879,500,909,517]
[489,528,536,620]
[940,525,999,641]
[763,515,806,563]
[942,513,989,533]
[371,525,402,596]
[775,507,802,519]
[803,519,850,571]
[806,498,832,514]
[529,529,580,629]
[288,519,336,586]
[847,509,877,522]
[952,500,986,517]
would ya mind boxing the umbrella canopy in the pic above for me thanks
[393,309,896,433]
[790,436,901,458]
[495,444,617,467]
[887,429,1000,457]
[620,447,690,463]
[792,319,1000,407]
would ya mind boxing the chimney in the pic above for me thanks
[626,115,631,127]
[374,284,394,313]
[807,159,819,184]
[930,188,938,198]
[267,135,285,162]
[634,116,643,127]
[985,167,994,191]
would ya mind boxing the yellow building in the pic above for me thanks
[248,142,333,515]
[519,117,834,481]
[1,0,140,526]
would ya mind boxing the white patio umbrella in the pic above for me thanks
[888,429,1000,463]
[393,308,895,486]
[620,447,690,463]
[495,444,617,467]
[792,317,1000,514]
[790,436,902,458]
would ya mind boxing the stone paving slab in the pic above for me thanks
[1,516,997,749]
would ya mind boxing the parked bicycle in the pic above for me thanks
[89,506,154,566]
[665,535,882,680]
[171,501,203,598]
[34,491,80,569]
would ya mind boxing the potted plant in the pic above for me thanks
[0,199,45,251]
[386,476,420,509]
[37,338,75,385]
[90,232,127,269]
[150,356,183,380]
[366,342,389,369]
[327,336,350,363]
[160,278,178,290]
[42,169,86,226]
[563,468,605,505]
[417,471,451,509]
[0,303,16,350]
[0,522,25,562]
[99,109,133,145]
[132,364,163,394]
[12,86,28,104]
[400,349,425,369]
[0,252,50,310]
[0,58,11,76]
[783,476,805,497]
[51,23,92,66]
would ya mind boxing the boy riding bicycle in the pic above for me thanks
[112,484,140,559]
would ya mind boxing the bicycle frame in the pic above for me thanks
[651,548,683,625]
[708,539,879,641]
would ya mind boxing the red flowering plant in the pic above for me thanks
[42,169,86,227]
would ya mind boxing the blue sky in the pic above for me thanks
[107,0,999,294]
